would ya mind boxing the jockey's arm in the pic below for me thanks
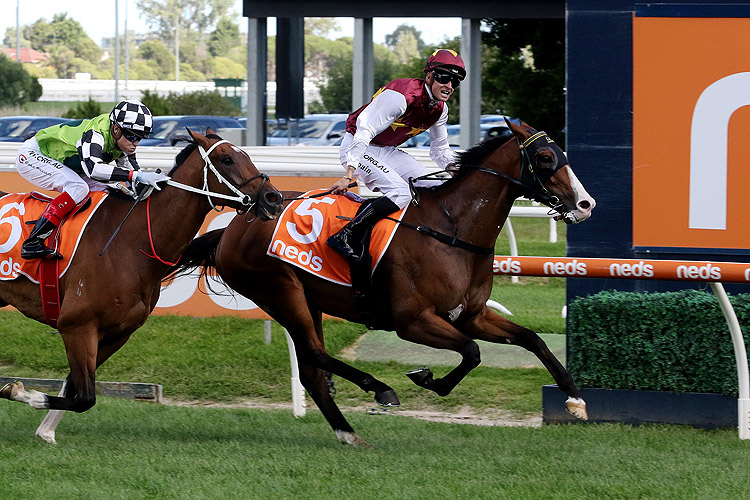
[428,106,457,170]
[77,129,133,182]
[345,89,408,169]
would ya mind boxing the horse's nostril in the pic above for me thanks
[265,191,282,204]
[578,200,591,211]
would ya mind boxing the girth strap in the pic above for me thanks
[387,217,494,255]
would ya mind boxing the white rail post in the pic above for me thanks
[284,329,306,417]
[503,218,519,284]
[263,319,272,344]
[710,283,750,439]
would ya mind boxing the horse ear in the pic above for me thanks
[187,127,207,147]
[506,118,525,140]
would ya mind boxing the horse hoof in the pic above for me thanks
[375,389,400,407]
[335,430,373,448]
[35,430,57,445]
[406,366,434,388]
[566,397,588,421]
[0,381,23,400]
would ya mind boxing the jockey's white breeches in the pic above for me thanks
[339,133,443,209]
[15,137,107,204]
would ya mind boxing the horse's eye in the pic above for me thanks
[536,152,556,169]
[221,156,233,166]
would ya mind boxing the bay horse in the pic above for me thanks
[175,120,595,446]
[0,129,283,443]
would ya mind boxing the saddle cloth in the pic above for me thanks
[0,191,108,283]
[267,189,406,286]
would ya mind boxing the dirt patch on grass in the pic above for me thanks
[163,398,541,428]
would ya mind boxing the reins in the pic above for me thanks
[395,131,568,254]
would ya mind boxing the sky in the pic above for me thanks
[2,0,462,47]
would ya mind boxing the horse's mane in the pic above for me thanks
[455,134,514,170]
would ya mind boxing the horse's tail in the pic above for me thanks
[165,228,224,281]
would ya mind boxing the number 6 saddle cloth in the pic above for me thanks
[267,189,406,286]
[0,191,108,283]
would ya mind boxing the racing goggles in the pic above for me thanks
[121,128,146,143]
[432,70,463,88]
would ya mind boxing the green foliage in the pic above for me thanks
[138,40,176,80]
[482,18,566,146]
[208,17,241,57]
[62,97,103,119]
[568,290,750,395]
[0,54,39,106]
[140,90,175,116]
[140,89,240,116]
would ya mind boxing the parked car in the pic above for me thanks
[138,115,244,147]
[420,123,513,148]
[267,114,348,146]
[0,116,74,142]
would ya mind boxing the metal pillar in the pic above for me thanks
[246,18,267,146]
[459,18,482,149]
[352,18,374,110]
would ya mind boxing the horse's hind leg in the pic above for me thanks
[397,311,482,396]
[463,306,587,420]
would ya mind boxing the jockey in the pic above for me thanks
[15,99,170,260]
[327,48,466,261]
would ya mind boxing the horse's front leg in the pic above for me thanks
[34,331,133,444]
[463,306,588,420]
[2,325,99,415]
[397,311,482,397]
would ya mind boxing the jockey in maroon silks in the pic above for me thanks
[327,48,466,262]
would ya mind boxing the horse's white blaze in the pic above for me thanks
[565,396,588,420]
[563,167,595,224]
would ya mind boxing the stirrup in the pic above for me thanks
[21,241,62,260]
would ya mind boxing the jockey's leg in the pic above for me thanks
[21,192,76,260]
[327,196,399,261]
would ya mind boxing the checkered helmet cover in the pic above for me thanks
[110,100,153,137]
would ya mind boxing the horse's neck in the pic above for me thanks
[429,165,518,249]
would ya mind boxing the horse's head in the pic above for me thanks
[184,128,284,220]
[506,120,595,224]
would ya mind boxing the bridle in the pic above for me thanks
[165,139,270,213]
[462,131,568,214]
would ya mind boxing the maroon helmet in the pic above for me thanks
[424,49,466,80]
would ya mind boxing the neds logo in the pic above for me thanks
[543,260,587,276]
[609,261,654,278]
[493,257,521,275]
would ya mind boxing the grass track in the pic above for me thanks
[0,398,747,500]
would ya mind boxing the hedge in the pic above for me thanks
[567,289,750,396]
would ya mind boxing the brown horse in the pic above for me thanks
[175,121,596,446]
[0,129,283,443]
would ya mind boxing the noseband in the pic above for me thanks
[166,139,270,212]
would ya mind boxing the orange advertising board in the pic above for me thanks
[633,16,750,250]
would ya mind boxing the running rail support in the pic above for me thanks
[284,329,306,417]
[710,283,750,439]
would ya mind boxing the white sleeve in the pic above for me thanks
[344,89,408,168]
[428,105,457,169]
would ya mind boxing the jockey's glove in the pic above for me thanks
[132,170,171,190]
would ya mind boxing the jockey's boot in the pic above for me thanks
[21,192,75,260]
[327,196,400,262]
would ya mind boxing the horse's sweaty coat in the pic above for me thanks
[267,189,405,285]
[0,191,107,282]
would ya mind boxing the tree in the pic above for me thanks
[305,18,340,38]
[0,54,40,106]
[136,0,233,45]
[208,17,240,57]
[385,24,425,64]
[315,45,399,114]
[138,40,176,80]
[481,18,566,145]
[26,14,100,61]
